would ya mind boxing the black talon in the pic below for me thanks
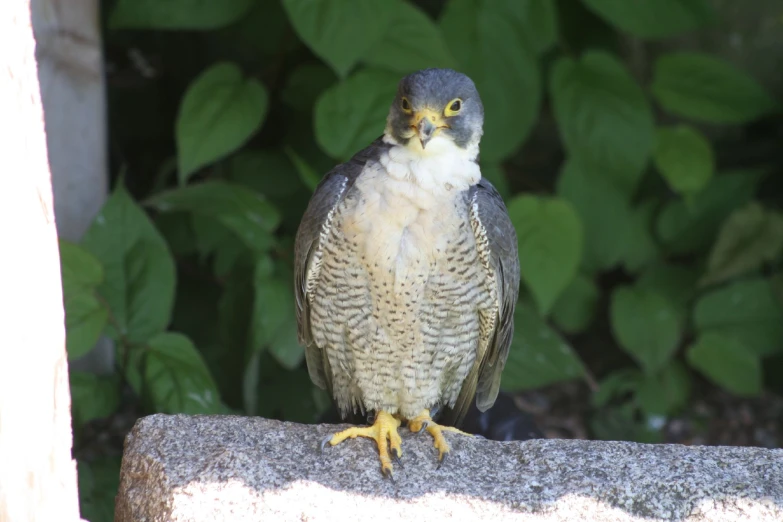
[437,452,447,470]
[319,435,334,453]
[419,420,430,432]
[382,467,395,483]
[393,448,404,468]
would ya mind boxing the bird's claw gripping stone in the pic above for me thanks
[320,411,403,478]
[407,409,472,470]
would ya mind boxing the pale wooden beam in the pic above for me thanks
[0,0,81,520]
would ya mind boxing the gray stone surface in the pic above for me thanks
[115,414,783,522]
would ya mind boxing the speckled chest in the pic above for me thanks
[308,144,493,415]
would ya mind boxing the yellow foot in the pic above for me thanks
[321,411,403,479]
[408,410,472,468]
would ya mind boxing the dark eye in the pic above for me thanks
[445,98,462,116]
[401,97,412,112]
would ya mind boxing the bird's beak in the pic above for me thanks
[413,109,444,149]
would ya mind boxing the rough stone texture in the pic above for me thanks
[116,414,783,522]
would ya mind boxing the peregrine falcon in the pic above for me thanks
[295,68,520,477]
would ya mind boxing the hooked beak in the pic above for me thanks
[413,109,445,149]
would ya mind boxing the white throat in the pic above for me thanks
[379,133,481,196]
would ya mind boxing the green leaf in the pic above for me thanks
[590,403,664,444]
[227,150,303,199]
[501,301,584,390]
[226,149,313,234]
[440,0,541,161]
[635,362,691,416]
[176,62,268,183]
[256,365,331,423]
[213,267,254,406]
[146,181,281,252]
[550,51,654,195]
[109,0,254,30]
[155,213,198,257]
[507,195,583,314]
[551,273,599,334]
[282,0,395,78]
[282,64,337,111]
[656,170,762,255]
[622,200,661,274]
[693,277,783,357]
[363,1,456,73]
[637,264,699,312]
[60,240,110,358]
[653,125,715,196]
[59,240,104,294]
[772,273,783,309]
[64,293,109,359]
[314,68,399,159]
[252,260,303,370]
[582,0,714,39]
[70,372,120,427]
[557,159,631,272]
[243,350,262,415]
[267,316,304,371]
[592,369,646,408]
[285,147,322,192]
[686,332,761,396]
[126,241,179,343]
[702,202,783,286]
[610,285,683,374]
[144,332,223,414]
[250,259,287,344]
[211,0,299,61]
[189,215,247,277]
[82,183,175,345]
[78,457,121,522]
[651,52,780,124]
[517,0,558,55]
[480,162,511,201]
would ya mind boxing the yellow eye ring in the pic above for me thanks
[401,97,412,114]
[444,98,462,117]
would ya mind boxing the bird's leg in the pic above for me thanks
[321,411,402,478]
[408,409,472,467]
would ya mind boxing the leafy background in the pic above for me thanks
[64,0,783,519]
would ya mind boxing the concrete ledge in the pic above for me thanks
[115,414,783,521]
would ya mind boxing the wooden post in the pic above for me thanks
[0,0,81,520]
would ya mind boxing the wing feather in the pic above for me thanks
[441,177,520,426]
[294,139,390,393]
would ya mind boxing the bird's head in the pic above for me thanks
[385,68,484,155]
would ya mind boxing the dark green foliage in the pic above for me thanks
[65,1,782,517]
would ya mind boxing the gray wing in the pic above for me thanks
[294,139,390,392]
[441,177,520,426]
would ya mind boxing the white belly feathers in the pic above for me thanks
[343,136,481,291]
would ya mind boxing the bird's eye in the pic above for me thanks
[401,97,412,113]
[445,98,462,116]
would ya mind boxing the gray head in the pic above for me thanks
[385,68,484,152]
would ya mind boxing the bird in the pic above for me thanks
[294,68,520,478]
